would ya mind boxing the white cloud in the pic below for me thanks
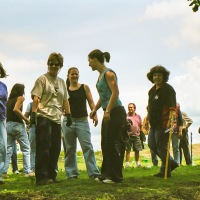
[0,32,46,51]
[142,0,188,20]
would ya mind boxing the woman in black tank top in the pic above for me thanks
[62,67,100,179]
[2,83,34,177]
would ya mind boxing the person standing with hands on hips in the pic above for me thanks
[30,52,72,186]
[88,49,127,184]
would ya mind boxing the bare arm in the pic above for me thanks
[63,99,71,115]
[13,96,29,124]
[103,71,119,120]
[84,84,98,126]
[32,96,40,113]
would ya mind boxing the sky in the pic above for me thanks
[1,0,200,151]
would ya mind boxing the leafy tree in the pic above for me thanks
[188,0,200,12]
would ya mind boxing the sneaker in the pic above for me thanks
[24,172,35,177]
[153,172,171,178]
[103,179,115,184]
[94,175,105,182]
[136,164,142,168]
[1,173,9,178]
[13,170,19,174]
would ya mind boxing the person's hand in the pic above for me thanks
[66,113,72,127]
[127,119,133,132]
[103,112,110,121]
[89,110,96,119]
[30,112,37,127]
[25,118,30,125]
[92,114,98,127]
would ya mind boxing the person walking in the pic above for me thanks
[62,67,100,179]
[0,63,8,185]
[125,103,143,168]
[31,52,72,186]
[179,111,193,165]
[88,49,126,184]
[147,65,178,178]
[2,83,34,177]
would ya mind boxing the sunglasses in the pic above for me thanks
[49,63,60,67]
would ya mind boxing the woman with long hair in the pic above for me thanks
[62,67,100,179]
[2,83,34,177]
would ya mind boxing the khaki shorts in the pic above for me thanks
[125,136,143,152]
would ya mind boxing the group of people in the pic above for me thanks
[0,50,198,186]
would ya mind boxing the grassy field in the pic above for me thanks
[0,144,200,200]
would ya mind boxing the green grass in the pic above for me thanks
[1,150,200,200]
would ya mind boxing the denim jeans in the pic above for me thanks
[11,142,18,172]
[150,149,158,166]
[3,121,31,174]
[29,125,36,171]
[148,126,177,175]
[172,133,180,165]
[62,117,100,178]
[35,117,61,182]
[0,120,7,175]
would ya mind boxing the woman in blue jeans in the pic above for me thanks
[2,83,34,177]
[62,67,100,179]
[88,49,126,184]
[0,62,8,184]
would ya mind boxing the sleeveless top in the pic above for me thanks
[7,96,23,123]
[96,68,122,110]
[0,81,8,120]
[68,84,88,118]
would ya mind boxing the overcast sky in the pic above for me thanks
[1,0,200,150]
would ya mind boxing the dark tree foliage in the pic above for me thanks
[188,0,200,12]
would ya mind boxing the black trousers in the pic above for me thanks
[101,106,126,182]
[35,116,61,182]
[179,130,192,165]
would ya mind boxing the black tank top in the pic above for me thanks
[6,97,23,123]
[68,84,88,118]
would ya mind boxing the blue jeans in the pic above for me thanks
[11,142,18,172]
[29,125,36,171]
[62,117,100,178]
[3,121,31,174]
[172,133,180,165]
[0,120,7,176]
[148,126,177,175]
[150,149,158,166]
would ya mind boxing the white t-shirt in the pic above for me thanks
[31,73,68,124]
